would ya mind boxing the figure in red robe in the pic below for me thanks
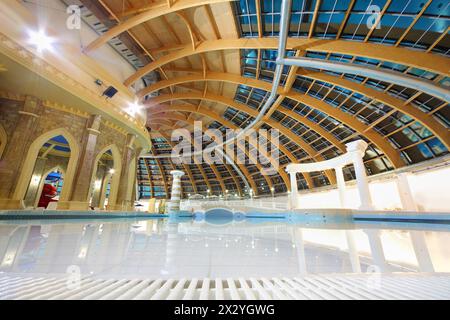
[38,184,58,208]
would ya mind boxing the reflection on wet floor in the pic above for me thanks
[0,219,449,279]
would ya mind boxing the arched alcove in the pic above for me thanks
[89,145,122,210]
[34,167,66,208]
[13,128,80,206]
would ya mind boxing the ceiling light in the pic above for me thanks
[109,168,115,175]
[127,101,142,117]
[28,30,54,52]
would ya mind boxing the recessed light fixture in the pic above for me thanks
[28,30,54,52]
[127,100,142,117]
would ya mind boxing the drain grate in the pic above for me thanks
[1,274,449,300]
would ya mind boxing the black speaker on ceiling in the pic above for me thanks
[102,86,118,99]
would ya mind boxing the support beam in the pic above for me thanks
[124,38,450,88]
[150,113,273,193]
[138,71,348,153]
[84,0,233,53]
[280,57,450,103]
[147,101,323,187]
[301,71,450,148]
[146,92,404,168]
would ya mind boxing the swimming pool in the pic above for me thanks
[0,214,449,300]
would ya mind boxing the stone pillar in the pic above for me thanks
[289,172,299,209]
[168,170,184,213]
[346,140,374,211]
[131,147,142,203]
[58,115,101,210]
[0,96,42,209]
[396,173,417,211]
[335,165,347,208]
[98,173,112,210]
[114,134,136,211]
[90,164,107,208]
[23,157,47,208]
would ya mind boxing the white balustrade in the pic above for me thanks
[286,140,374,210]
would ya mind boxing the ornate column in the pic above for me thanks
[346,140,374,210]
[23,157,47,208]
[0,96,42,209]
[335,165,347,208]
[131,147,143,204]
[168,170,184,213]
[58,115,101,210]
[113,134,137,211]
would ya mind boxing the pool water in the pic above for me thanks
[0,217,449,279]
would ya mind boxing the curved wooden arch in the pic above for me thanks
[301,71,450,149]
[145,91,404,168]
[175,12,198,51]
[13,128,80,204]
[151,113,274,193]
[148,119,175,127]
[139,71,449,149]
[157,117,276,192]
[124,38,450,86]
[148,105,319,187]
[150,99,329,186]
[155,125,226,194]
[152,114,243,194]
[158,129,230,194]
[84,0,232,53]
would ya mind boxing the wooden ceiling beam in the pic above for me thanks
[139,71,445,162]
[123,38,450,87]
[146,92,404,169]
[84,0,234,53]
[150,111,280,192]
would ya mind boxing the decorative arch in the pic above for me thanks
[89,144,122,209]
[0,123,7,159]
[13,128,80,203]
